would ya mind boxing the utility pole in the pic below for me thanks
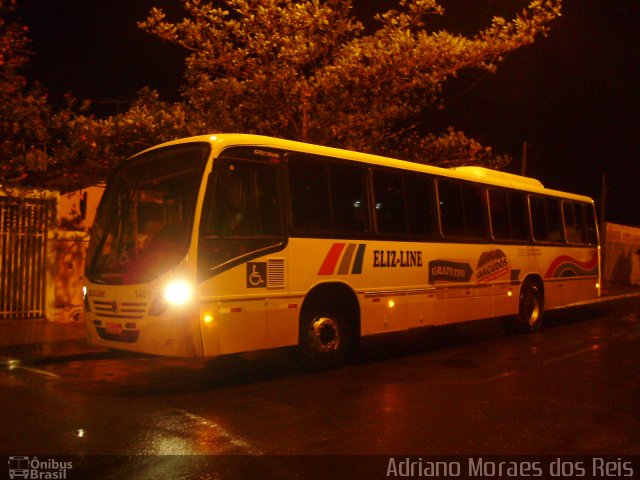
[600,172,607,285]
[520,141,528,176]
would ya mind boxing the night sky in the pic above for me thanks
[17,0,640,226]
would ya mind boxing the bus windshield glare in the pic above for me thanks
[86,143,210,284]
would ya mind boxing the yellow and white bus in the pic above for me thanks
[84,134,600,369]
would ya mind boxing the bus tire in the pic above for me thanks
[298,309,350,371]
[500,282,544,334]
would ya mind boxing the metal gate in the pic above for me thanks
[0,196,52,320]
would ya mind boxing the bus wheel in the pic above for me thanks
[298,311,349,371]
[500,283,543,334]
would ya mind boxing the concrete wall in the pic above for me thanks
[54,231,89,322]
[58,185,105,232]
[55,186,104,322]
[0,185,104,323]
[604,222,640,286]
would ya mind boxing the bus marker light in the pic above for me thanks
[203,314,214,324]
[388,300,395,308]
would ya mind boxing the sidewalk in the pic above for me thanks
[1,286,639,365]
[0,319,107,364]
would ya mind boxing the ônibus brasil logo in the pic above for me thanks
[8,456,73,479]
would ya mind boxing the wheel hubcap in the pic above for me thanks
[308,316,340,353]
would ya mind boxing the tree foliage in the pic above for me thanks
[0,2,192,189]
[140,0,561,164]
[46,89,194,187]
[0,0,562,190]
[0,0,50,180]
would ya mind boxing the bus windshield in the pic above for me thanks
[86,143,210,284]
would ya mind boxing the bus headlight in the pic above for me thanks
[163,280,192,306]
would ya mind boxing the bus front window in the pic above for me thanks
[86,143,210,284]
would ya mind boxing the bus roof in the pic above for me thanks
[141,133,594,204]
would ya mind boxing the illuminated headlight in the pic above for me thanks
[163,280,192,306]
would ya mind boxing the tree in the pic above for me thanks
[45,88,194,188]
[140,0,561,166]
[1,0,562,190]
[0,0,51,180]
[0,3,190,189]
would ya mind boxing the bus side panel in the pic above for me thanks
[198,267,267,357]
[265,298,300,349]
[423,243,518,326]
[198,251,300,357]
[407,290,436,329]
[293,239,521,334]
[539,246,599,309]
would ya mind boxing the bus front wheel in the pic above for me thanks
[298,310,349,371]
[500,283,543,334]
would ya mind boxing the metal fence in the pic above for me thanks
[0,196,53,320]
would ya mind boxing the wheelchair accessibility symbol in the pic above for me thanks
[246,262,267,288]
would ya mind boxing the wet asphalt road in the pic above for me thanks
[0,298,638,477]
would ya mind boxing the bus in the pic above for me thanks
[84,134,600,370]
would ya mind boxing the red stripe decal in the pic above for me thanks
[318,243,346,275]
[545,252,598,278]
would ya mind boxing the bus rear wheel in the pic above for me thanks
[298,310,349,371]
[499,282,543,334]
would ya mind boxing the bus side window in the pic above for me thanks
[530,196,563,243]
[489,190,510,239]
[288,155,369,234]
[198,160,283,275]
[562,201,585,244]
[373,169,406,234]
[288,157,331,231]
[583,203,599,245]
[404,173,437,237]
[205,161,281,237]
[563,201,597,245]
[329,162,370,233]
[438,179,488,239]
[489,189,529,242]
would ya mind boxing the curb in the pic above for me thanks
[566,291,640,308]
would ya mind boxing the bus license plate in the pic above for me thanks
[105,323,122,336]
